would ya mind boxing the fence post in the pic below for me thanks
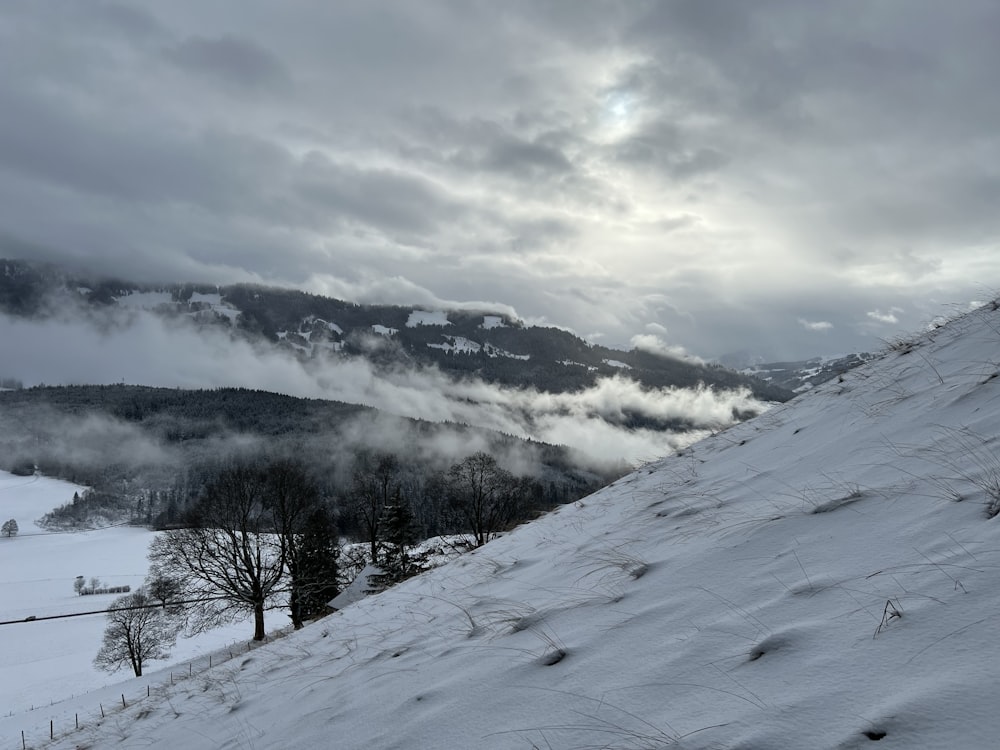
[100,703,105,718]
[121,693,126,708]
[50,719,53,739]
[76,712,79,729]
[147,685,150,697]
[21,729,25,749]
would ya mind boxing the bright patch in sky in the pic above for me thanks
[2,3,999,361]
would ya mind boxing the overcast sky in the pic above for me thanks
[2,1,998,361]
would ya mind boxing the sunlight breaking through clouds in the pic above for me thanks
[0,2,998,360]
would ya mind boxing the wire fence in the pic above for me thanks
[13,626,292,749]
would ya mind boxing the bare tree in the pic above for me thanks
[446,452,518,547]
[94,589,176,677]
[148,462,285,641]
[1,519,17,537]
[350,452,401,563]
[145,571,183,612]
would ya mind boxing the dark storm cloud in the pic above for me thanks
[0,1,998,362]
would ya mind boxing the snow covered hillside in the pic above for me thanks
[23,302,1000,748]
[0,473,257,721]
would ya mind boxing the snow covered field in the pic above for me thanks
[0,473,257,725]
[7,301,1000,748]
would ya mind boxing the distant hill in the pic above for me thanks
[0,384,618,537]
[0,258,792,403]
[742,352,877,393]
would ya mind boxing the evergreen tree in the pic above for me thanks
[264,460,333,629]
[292,505,341,622]
[373,499,418,588]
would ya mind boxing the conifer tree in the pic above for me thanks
[373,499,418,589]
[292,505,340,622]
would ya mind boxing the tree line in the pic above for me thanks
[95,449,545,677]
[0,385,615,535]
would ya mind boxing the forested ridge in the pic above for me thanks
[0,385,619,540]
[0,258,792,402]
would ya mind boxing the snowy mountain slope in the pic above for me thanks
[24,302,1000,749]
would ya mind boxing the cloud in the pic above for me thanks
[798,319,833,332]
[16,409,179,473]
[866,308,902,325]
[629,333,705,365]
[163,34,292,92]
[0,309,767,466]
[303,272,520,320]
[0,2,998,364]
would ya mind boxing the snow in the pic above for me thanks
[559,359,597,370]
[328,564,383,611]
[299,315,343,334]
[212,305,240,324]
[428,335,481,355]
[277,320,344,355]
[406,310,451,327]
[0,474,259,722]
[189,293,240,324]
[602,358,632,369]
[0,472,85,536]
[10,301,1000,748]
[428,336,530,360]
[371,324,398,336]
[482,315,505,329]
[483,342,529,360]
[189,292,223,307]
[112,290,240,324]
